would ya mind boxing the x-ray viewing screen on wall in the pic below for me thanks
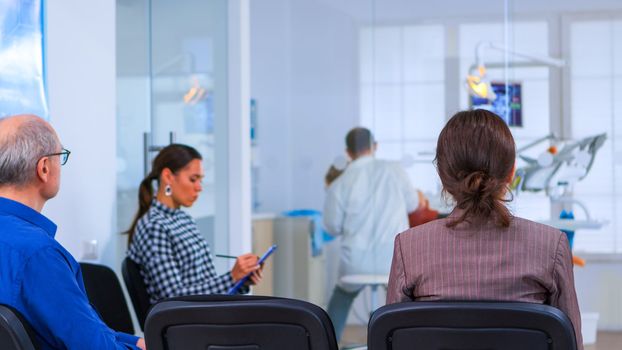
[471,82,522,127]
[0,0,48,120]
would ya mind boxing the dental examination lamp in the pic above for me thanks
[154,52,209,105]
[466,41,565,99]
[512,133,608,231]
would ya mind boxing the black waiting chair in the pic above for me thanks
[144,295,338,350]
[0,304,39,350]
[79,262,134,334]
[368,302,577,350]
[121,257,152,331]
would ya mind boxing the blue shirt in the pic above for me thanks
[0,197,139,350]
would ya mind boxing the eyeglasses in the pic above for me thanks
[44,148,71,166]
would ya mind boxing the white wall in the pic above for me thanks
[250,0,361,327]
[316,0,622,24]
[289,0,359,210]
[251,0,359,214]
[575,258,622,331]
[250,0,293,213]
[43,0,120,268]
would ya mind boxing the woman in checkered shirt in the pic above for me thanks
[126,144,262,303]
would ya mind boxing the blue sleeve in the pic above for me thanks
[116,332,140,349]
[19,247,137,349]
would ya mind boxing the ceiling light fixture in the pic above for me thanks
[466,41,565,99]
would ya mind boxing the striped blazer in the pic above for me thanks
[387,212,583,349]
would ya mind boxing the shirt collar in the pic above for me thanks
[0,197,57,237]
[349,155,374,168]
[151,198,180,216]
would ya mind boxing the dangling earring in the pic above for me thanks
[164,184,172,197]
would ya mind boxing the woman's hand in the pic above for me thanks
[136,338,146,350]
[231,253,260,281]
[247,266,264,285]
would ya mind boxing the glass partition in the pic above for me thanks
[116,0,151,262]
[117,0,622,346]
[250,0,622,347]
[116,0,230,272]
[149,0,230,269]
[567,14,622,253]
[249,0,514,346]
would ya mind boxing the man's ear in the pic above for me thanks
[345,149,354,161]
[36,157,50,183]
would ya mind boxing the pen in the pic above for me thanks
[215,254,237,259]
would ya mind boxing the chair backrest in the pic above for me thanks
[0,305,39,350]
[79,262,134,334]
[121,257,152,331]
[368,302,577,350]
[144,295,338,350]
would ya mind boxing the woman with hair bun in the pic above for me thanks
[386,109,583,349]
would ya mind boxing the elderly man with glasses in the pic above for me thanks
[0,115,146,349]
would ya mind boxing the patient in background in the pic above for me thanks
[324,164,345,187]
[386,109,583,349]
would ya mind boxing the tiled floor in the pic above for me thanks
[342,326,622,350]
[585,332,622,350]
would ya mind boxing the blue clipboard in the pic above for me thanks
[227,244,277,295]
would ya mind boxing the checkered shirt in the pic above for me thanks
[128,200,242,303]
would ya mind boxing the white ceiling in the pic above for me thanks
[313,0,622,23]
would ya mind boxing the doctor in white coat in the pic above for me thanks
[323,127,424,341]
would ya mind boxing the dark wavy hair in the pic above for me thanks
[125,144,202,244]
[435,109,516,228]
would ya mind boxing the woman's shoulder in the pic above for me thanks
[510,216,564,239]
[135,208,174,235]
[140,207,197,233]
[397,218,449,242]
[398,215,564,243]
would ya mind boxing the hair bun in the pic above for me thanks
[458,170,501,209]
[461,170,492,194]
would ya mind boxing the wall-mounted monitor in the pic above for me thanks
[471,82,522,127]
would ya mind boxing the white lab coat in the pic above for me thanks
[323,156,419,291]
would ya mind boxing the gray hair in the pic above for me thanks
[0,117,59,186]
